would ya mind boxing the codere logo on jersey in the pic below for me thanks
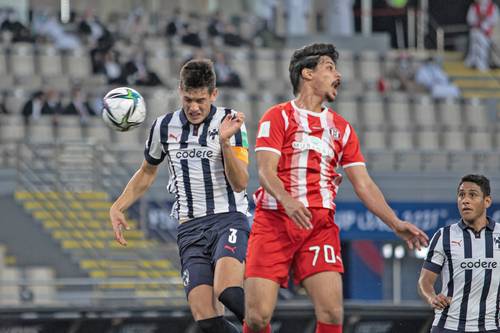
[176,148,214,159]
[460,258,498,269]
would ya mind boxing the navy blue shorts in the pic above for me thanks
[176,212,250,297]
[431,327,500,333]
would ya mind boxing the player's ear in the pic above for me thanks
[210,87,218,101]
[301,67,313,81]
[485,195,492,209]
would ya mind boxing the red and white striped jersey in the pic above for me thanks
[254,100,365,211]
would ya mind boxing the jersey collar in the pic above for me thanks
[458,217,496,231]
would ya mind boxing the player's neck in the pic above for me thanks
[294,94,324,113]
[463,215,488,232]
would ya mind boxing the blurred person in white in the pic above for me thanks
[327,0,354,36]
[21,91,45,126]
[123,50,163,86]
[286,0,312,36]
[418,174,500,333]
[415,57,460,99]
[465,0,499,72]
[32,12,80,50]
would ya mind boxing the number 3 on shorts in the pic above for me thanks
[309,245,336,266]
[228,228,238,244]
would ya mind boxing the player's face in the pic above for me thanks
[180,87,218,124]
[457,182,491,224]
[311,56,342,102]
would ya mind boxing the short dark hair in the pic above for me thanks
[180,59,216,93]
[458,174,491,197]
[289,43,339,96]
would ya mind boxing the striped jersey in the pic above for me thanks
[254,100,365,211]
[144,105,249,222]
[424,218,500,332]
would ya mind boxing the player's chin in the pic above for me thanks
[325,92,336,103]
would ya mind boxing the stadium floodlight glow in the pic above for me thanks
[382,243,393,259]
[414,247,428,259]
[394,245,405,259]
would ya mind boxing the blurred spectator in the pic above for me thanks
[214,52,242,88]
[0,9,33,43]
[33,13,80,50]
[207,10,225,38]
[254,18,284,48]
[78,10,107,45]
[99,50,126,85]
[223,23,246,47]
[327,0,354,36]
[123,50,163,86]
[286,0,312,36]
[181,24,203,48]
[0,91,9,114]
[465,0,499,71]
[165,8,186,38]
[123,7,148,44]
[64,87,96,121]
[387,52,420,92]
[21,91,46,126]
[415,57,460,99]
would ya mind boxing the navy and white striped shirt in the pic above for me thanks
[144,105,249,222]
[424,218,500,332]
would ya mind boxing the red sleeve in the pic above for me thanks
[340,123,365,168]
[255,106,285,156]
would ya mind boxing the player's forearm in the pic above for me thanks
[221,140,248,192]
[258,168,293,204]
[353,180,399,230]
[112,164,157,212]
[418,276,437,305]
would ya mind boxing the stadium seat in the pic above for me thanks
[63,48,92,79]
[57,117,82,141]
[226,91,257,125]
[388,93,412,131]
[421,152,448,172]
[36,45,63,77]
[227,47,252,85]
[389,130,414,150]
[146,49,172,84]
[448,152,476,173]
[278,48,295,79]
[0,48,8,75]
[362,130,386,150]
[469,131,493,150]
[0,267,21,305]
[0,114,24,141]
[463,98,490,131]
[254,48,277,81]
[438,98,463,130]
[395,151,422,172]
[359,94,386,130]
[87,118,111,142]
[333,98,359,128]
[442,130,466,151]
[10,43,35,77]
[417,130,440,150]
[28,116,55,142]
[25,267,56,305]
[337,50,355,82]
[413,95,437,130]
[358,51,381,82]
[365,150,396,172]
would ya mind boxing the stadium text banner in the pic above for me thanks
[336,202,500,240]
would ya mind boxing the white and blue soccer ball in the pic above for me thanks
[102,87,146,131]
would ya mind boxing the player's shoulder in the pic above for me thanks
[263,101,293,118]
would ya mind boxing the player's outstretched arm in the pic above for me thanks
[418,268,451,310]
[256,151,312,229]
[109,160,159,246]
[344,165,429,249]
[219,112,249,192]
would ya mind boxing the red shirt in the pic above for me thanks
[254,100,365,211]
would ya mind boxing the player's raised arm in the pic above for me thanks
[344,164,429,249]
[219,111,249,193]
[109,160,158,246]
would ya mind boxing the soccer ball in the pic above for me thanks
[102,87,146,131]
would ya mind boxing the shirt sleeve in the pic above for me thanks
[339,123,365,168]
[255,107,285,156]
[422,228,445,274]
[144,118,166,165]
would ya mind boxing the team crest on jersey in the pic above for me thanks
[494,234,500,249]
[330,128,340,140]
[209,128,219,141]
[182,269,190,287]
